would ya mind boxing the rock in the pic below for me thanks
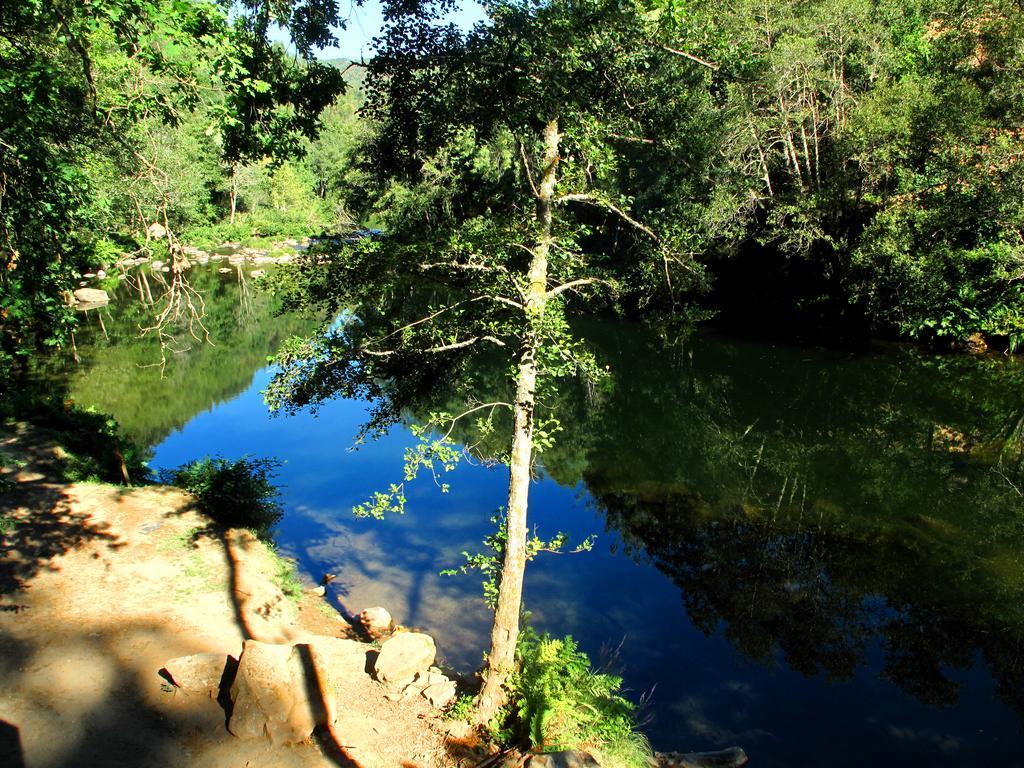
[373,632,435,690]
[528,752,601,768]
[151,260,164,270]
[964,332,988,354]
[83,272,96,278]
[162,652,235,698]
[147,222,166,239]
[228,640,326,744]
[305,635,369,724]
[96,269,106,279]
[359,606,392,639]
[421,680,456,708]
[656,748,748,768]
[73,287,109,305]
[305,636,366,677]
[218,267,232,273]
[250,269,266,278]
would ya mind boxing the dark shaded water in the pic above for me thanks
[47,266,1024,766]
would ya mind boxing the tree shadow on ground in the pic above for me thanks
[0,479,122,598]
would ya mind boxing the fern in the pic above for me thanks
[507,630,652,768]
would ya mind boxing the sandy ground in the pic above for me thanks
[0,427,483,768]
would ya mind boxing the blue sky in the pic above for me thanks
[267,0,488,61]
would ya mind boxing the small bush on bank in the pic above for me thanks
[161,456,283,541]
[505,630,652,768]
[183,209,324,250]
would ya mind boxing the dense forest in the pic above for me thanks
[3,0,1024,387]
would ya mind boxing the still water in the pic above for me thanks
[50,266,1024,766]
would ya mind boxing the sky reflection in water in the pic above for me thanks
[57,271,1024,766]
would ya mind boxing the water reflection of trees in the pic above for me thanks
[595,486,1024,715]
[568,322,1024,720]
[35,267,317,446]
[432,318,1024,719]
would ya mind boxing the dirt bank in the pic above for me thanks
[0,426,481,768]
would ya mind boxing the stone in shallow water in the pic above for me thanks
[73,288,109,305]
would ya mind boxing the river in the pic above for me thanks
[42,263,1024,767]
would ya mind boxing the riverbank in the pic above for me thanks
[0,424,481,768]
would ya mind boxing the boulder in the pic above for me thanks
[373,632,435,690]
[73,287,109,305]
[162,652,235,698]
[528,752,601,768]
[147,222,166,239]
[359,606,392,639]
[422,680,457,708]
[964,332,988,354]
[657,748,748,768]
[306,636,367,679]
[228,640,326,744]
[305,635,368,724]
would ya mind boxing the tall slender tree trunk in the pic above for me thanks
[229,165,238,225]
[475,117,559,726]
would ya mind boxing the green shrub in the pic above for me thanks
[505,631,652,768]
[162,456,284,540]
[183,208,326,250]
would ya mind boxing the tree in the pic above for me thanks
[267,0,716,723]
[646,0,1024,346]
[0,0,348,384]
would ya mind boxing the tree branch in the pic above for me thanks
[556,194,659,241]
[546,277,614,298]
[364,298,486,348]
[361,335,507,357]
[517,137,541,199]
[656,43,720,71]
[441,401,513,441]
